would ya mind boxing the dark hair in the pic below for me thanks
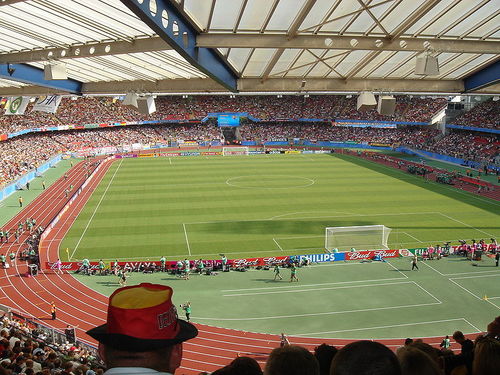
[314,344,337,375]
[229,356,262,375]
[265,345,319,375]
[330,341,401,375]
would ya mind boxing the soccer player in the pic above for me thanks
[411,255,419,270]
[98,259,105,275]
[181,302,192,322]
[290,265,299,282]
[273,264,283,281]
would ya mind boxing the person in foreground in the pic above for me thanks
[86,282,198,375]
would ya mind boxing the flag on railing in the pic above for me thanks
[4,96,30,115]
[32,95,62,114]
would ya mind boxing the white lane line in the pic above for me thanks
[386,261,409,279]
[194,302,441,321]
[183,223,192,256]
[463,318,482,332]
[70,159,123,260]
[295,318,467,336]
[438,212,496,237]
[273,238,284,251]
[404,232,424,243]
[411,281,442,303]
[223,281,412,297]
[222,276,406,292]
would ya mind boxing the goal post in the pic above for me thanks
[222,146,249,156]
[325,225,392,252]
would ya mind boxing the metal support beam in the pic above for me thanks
[288,0,317,38]
[464,60,500,92]
[78,77,465,95]
[0,63,82,94]
[238,78,463,93]
[120,0,238,92]
[0,37,172,64]
[197,34,500,54]
[390,0,441,39]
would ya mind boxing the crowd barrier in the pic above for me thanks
[0,154,62,202]
[45,250,407,271]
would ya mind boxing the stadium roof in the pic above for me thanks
[0,0,499,96]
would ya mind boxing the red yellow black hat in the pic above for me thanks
[86,283,197,351]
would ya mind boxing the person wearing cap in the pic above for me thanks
[86,283,198,375]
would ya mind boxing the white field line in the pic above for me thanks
[70,159,123,259]
[421,261,446,276]
[183,223,191,256]
[223,280,413,297]
[269,211,357,220]
[273,238,284,251]
[185,211,439,225]
[295,318,469,336]
[444,269,500,277]
[386,260,409,279]
[437,212,497,238]
[448,278,482,300]
[449,273,500,281]
[411,281,442,304]
[462,318,482,332]
[194,301,441,321]
[222,275,407,293]
[403,231,424,243]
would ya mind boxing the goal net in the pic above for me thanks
[222,146,249,156]
[325,225,392,252]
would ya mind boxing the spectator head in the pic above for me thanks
[264,345,319,375]
[404,338,413,346]
[473,336,500,375]
[486,316,500,338]
[396,346,441,375]
[330,341,401,375]
[314,344,337,375]
[452,331,466,343]
[228,356,263,375]
[86,283,197,374]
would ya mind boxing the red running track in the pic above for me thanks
[0,158,471,374]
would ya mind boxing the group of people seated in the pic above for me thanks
[0,95,449,135]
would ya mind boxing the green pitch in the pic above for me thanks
[60,153,499,262]
[63,152,500,338]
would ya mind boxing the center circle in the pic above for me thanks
[226,175,315,189]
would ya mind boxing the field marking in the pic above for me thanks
[223,280,415,297]
[412,281,442,303]
[222,275,408,293]
[185,211,438,225]
[449,273,500,281]
[269,211,356,220]
[463,318,482,332]
[421,261,446,276]
[272,238,284,251]
[194,301,441,321]
[437,212,496,237]
[183,223,192,256]
[70,159,123,260]
[423,260,500,278]
[386,261,408,279]
[295,318,471,336]
[402,231,424,243]
[448,278,482,300]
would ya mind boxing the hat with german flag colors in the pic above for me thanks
[86,283,197,351]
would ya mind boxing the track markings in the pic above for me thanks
[295,318,470,337]
[70,159,123,260]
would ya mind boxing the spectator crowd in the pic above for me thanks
[0,95,449,135]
